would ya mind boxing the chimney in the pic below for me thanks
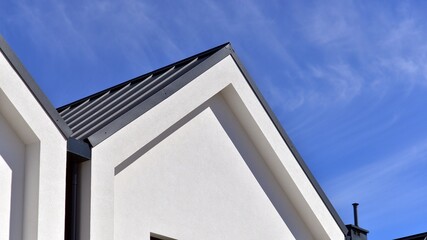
[346,203,369,240]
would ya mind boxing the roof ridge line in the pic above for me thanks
[57,42,231,111]
[86,44,233,145]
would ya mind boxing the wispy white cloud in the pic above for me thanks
[376,17,427,88]
[264,61,364,120]
[14,0,96,61]
[300,0,359,46]
[254,0,368,113]
[76,0,186,67]
[326,138,427,227]
[260,0,427,114]
[263,77,306,112]
[382,18,420,48]
[311,63,363,102]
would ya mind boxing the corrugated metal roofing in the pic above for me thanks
[57,43,230,141]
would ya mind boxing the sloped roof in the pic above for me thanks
[395,232,427,240]
[58,43,230,145]
[0,35,72,138]
[58,42,347,235]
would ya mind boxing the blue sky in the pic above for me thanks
[1,0,426,239]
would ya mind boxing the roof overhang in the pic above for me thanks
[0,35,72,138]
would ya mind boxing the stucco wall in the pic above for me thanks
[113,95,311,240]
[0,51,67,240]
[0,112,26,240]
[0,110,43,240]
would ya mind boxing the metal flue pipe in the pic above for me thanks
[352,203,359,227]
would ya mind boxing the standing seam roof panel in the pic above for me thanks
[58,46,216,140]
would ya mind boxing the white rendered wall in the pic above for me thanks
[0,52,67,240]
[114,95,311,240]
[90,56,344,240]
[0,112,26,240]
[0,107,42,240]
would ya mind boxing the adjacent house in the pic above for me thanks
[1,35,350,240]
[395,232,427,240]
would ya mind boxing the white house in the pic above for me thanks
[0,36,72,240]
[0,35,349,240]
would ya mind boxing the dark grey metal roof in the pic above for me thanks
[57,43,230,143]
[0,35,72,138]
[395,232,427,240]
[58,42,348,235]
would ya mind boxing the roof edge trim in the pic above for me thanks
[67,138,91,160]
[0,35,72,138]
[228,50,348,235]
[87,43,233,146]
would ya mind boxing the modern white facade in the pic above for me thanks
[0,36,70,240]
[0,36,347,240]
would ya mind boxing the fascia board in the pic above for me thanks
[87,45,234,146]
[229,51,348,235]
[0,35,72,138]
[67,138,91,161]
